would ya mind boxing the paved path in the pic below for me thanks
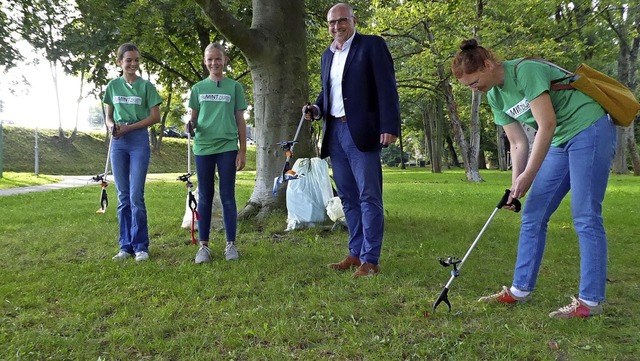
[0,174,176,197]
[0,175,96,197]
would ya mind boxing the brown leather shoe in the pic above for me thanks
[328,255,361,271]
[352,262,380,277]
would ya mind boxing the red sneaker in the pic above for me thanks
[548,297,603,319]
[478,286,530,304]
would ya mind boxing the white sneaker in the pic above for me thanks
[195,246,212,264]
[112,251,133,260]
[224,242,239,261]
[134,251,149,262]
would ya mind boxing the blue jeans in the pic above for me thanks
[110,127,151,254]
[195,151,238,242]
[328,120,384,265]
[512,114,617,303]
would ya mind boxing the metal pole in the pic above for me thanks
[34,126,39,177]
[187,129,192,174]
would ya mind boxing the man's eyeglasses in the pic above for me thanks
[328,17,352,27]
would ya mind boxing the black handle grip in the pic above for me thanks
[497,189,521,212]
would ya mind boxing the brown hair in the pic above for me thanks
[116,43,139,77]
[451,39,498,78]
[117,43,139,61]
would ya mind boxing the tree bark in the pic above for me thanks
[445,135,460,168]
[153,84,173,153]
[442,75,482,181]
[612,127,628,174]
[423,100,442,173]
[604,4,639,175]
[496,125,508,171]
[48,60,65,139]
[399,127,406,169]
[625,123,640,175]
[71,69,85,140]
[423,104,433,169]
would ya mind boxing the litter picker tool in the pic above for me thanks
[432,189,521,312]
[91,127,115,214]
[272,106,309,196]
[178,123,199,245]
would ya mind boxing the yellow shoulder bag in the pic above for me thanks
[516,57,640,127]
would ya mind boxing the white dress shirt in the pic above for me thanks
[328,32,356,118]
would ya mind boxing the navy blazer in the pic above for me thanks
[314,32,401,159]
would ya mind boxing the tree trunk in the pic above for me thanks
[496,125,508,171]
[423,100,442,173]
[71,69,85,140]
[625,124,640,175]
[49,60,65,139]
[423,104,433,169]
[468,90,483,179]
[478,150,486,169]
[422,20,443,173]
[153,84,173,153]
[445,135,460,168]
[442,74,482,181]
[612,127,628,174]
[399,127,406,169]
[433,97,444,172]
[606,4,639,175]
[195,0,310,219]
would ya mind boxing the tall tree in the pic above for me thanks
[599,2,640,175]
[13,0,74,139]
[373,1,484,179]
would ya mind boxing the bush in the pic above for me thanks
[381,143,407,166]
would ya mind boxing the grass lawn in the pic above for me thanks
[0,172,61,189]
[1,168,639,360]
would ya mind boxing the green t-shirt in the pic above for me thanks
[102,77,163,124]
[487,59,605,146]
[188,77,247,156]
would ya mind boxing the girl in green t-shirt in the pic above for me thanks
[102,43,163,262]
[187,43,248,264]
[451,39,617,319]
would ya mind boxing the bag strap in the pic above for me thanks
[514,56,576,91]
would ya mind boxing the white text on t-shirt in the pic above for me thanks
[200,94,231,103]
[506,98,530,119]
[113,96,142,105]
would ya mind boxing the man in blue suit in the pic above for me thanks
[304,2,401,277]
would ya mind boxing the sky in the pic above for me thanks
[0,41,103,130]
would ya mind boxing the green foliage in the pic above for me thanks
[157,86,187,129]
[0,2,23,68]
[57,0,253,104]
[13,0,71,61]
[1,169,639,359]
[380,143,405,166]
[85,103,105,129]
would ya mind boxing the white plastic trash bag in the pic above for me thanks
[285,157,334,231]
[181,187,224,231]
[325,196,345,223]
